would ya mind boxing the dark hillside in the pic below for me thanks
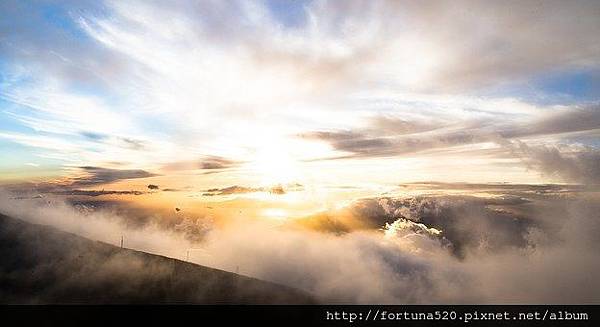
[0,214,315,304]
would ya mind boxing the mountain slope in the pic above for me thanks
[0,214,315,304]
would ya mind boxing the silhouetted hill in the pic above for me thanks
[0,214,315,304]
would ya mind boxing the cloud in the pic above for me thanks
[1,1,600,304]
[2,0,600,182]
[301,131,395,158]
[6,0,600,95]
[198,194,600,303]
[202,184,294,196]
[301,104,600,176]
[302,127,489,160]
[385,0,600,91]
[295,192,539,258]
[161,156,242,172]
[0,190,195,259]
[368,115,445,135]
[203,186,258,196]
[0,213,313,304]
[402,181,588,193]
[2,184,600,303]
[0,0,127,91]
[119,137,146,151]
[500,105,600,139]
[69,166,158,186]
[507,141,600,184]
[51,189,145,197]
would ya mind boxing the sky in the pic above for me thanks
[2,1,600,304]
[1,0,600,195]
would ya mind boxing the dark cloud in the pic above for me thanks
[202,184,299,196]
[529,105,600,136]
[301,129,478,159]
[292,183,600,261]
[500,105,600,139]
[307,131,390,157]
[367,195,536,257]
[401,181,591,193]
[304,105,600,162]
[69,166,158,186]
[295,193,537,258]
[161,185,194,192]
[200,158,236,170]
[50,189,145,197]
[203,185,260,196]
[508,141,600,184]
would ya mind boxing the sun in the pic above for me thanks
[249,138,300,186]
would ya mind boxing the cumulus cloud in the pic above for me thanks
[195,193,600,303]
[508,141,600,184]
[295,192,540,258]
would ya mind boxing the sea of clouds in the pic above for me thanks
[1,185,599,304]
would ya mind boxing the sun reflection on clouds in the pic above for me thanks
[261,208,289,220]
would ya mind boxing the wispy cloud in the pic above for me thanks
[50,189,146,197]
[1,0,600,184]
[161,156,242,172]
[68,166,158,186]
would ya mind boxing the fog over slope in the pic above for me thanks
[1,183,599,303]
[0,213,314,304]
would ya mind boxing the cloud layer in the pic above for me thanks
[2,183,600,303]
